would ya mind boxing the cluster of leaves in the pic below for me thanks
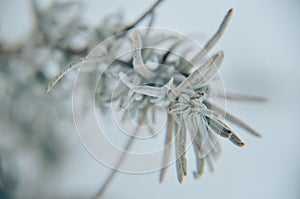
[46,1,264,198]
[1,0,264,198]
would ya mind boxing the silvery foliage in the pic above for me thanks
[46,2,264,192]
[0,0,264,198]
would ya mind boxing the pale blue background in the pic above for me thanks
[0,0,299,199]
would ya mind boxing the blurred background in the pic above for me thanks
[0,0,299,199]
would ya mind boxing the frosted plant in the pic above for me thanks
[45,0,265,198]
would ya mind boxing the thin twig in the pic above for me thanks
[92,105,150,199]
[116,0,164,34]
